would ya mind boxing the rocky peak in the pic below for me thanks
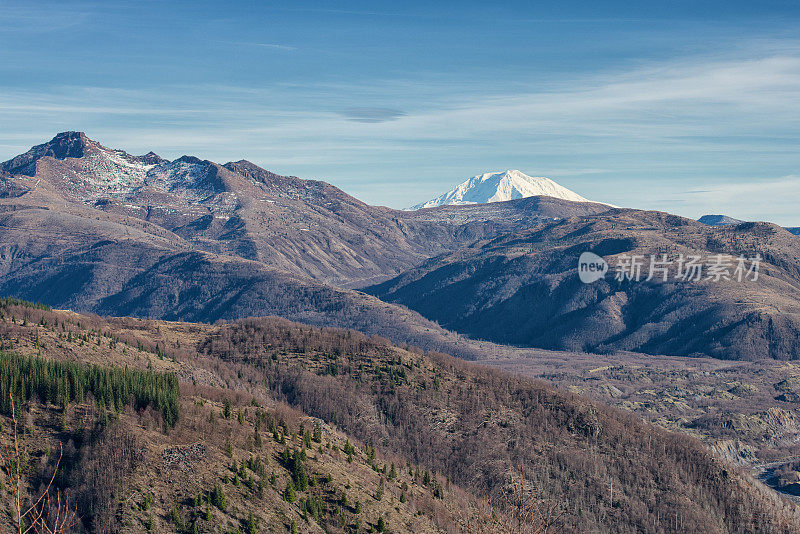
[1,131,96,176]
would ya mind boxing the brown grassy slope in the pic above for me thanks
[0,302,797,533]
[0,394,492,533]
[0,308,495,533]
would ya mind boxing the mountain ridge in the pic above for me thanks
[0,133,610,359]
[699,213,800,235]
[4,133,799,363]
[0,133,612,287]
[698,214,745,226]
[367,209,800,360]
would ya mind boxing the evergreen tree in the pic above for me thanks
[312,421,322,442]
[290,450,309,491]
[211,484,227,511]
[284,480,297,503]
[170,506,183,530]
[343,440,355,463]
[245,512,258,534]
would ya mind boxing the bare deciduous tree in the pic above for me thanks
[1,394,77,534]
[492,468,565,534]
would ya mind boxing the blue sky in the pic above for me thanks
[2,1,800,224]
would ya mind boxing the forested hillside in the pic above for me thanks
[0,301,493,533]
[0,299,797,533]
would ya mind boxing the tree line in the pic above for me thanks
[0,351,179,427]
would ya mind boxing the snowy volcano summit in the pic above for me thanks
[408,170,592,210]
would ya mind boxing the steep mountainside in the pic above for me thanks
[368,209,800,360]
[409,169,593,209]
[1,133,610,287]
[4,133,800,364]
[0,200,483,356]
[0,133,609,356]
[1,299,798,533]
[0,301,494,534]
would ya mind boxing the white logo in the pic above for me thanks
[578,252,608,284]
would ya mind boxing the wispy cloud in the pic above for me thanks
[222,41,298,52]
[1,44,800,218]
[0,3,92,33]
[340,108,406,123]
[381,55,800,143]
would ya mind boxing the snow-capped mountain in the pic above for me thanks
[0,132,613,291]
[409,170,592,210]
